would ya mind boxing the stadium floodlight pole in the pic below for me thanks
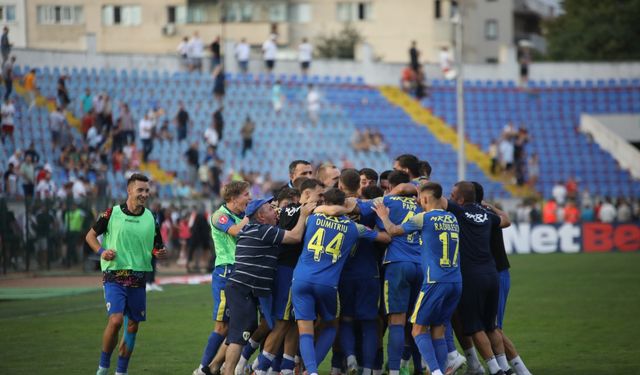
[453,6,466,181]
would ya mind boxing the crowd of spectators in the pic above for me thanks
[489,122,531,185]
[351,128,388,153]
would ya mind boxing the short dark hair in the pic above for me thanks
[300,178,323,193]
[395,154,420,178]
[362,185,384,200]
[471,181,484,203]
[222,181,250,202]
[419,182,443,199]
[340,168,360,193]
[288,160,311,176]
[292,176,309,190]
[454,181,476,204]
[277,187,300,203]
[323,188,346,206]
[359,168,379,183]
[418,160,432,178]
[387,170,410,188]
[379,170,392,181]
[127,173,149,186]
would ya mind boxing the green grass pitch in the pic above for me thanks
[1,252,639,374]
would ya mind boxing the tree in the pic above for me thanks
[315,24,364,59]
[545,0,640,61]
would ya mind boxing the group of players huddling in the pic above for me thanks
[191,154,534,375]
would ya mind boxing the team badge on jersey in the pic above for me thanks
[218,215,228,225]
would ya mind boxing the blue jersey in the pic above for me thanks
[341,199,380,280]
[402,209,462,284]
[293,213,378,288]
[361,195,423,264]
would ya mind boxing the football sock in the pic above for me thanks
[339,320,356,357]
[361,320,378,370]
[201,332,225,368]
[464,347,483,370]
[401,344,411,367]
[241,338,260,360]
[411,342,422,373]
[99,351,112,369]
[281,354,296,374]
[331,349,344,371]
[509,355,532,375]
[299,334,317,375]
[271,353,283,372]
[374,346,384,371]
[315,325,337,364]
[116,356,130,374]
[387,324,404,371]
[486,357,501,374]
[257,351,276,371]
[496,354,511,372]
[433,338,448,373]
[445,321,456,353]
[414,333,439,373]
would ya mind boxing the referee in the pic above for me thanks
[86,173,167,375]
[222,197,315,375]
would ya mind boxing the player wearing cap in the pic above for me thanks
[194,181,251,375]
[292,188,390,375]
[222,197,316,375]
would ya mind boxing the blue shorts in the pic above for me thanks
[103,282,146,322]
[383,261,423,315]
[272,265,294,321]
[292,280,339,321]
[212,265,234,322]
[497,270,511,329]
[225,281,272,345]
[339,277,381,320]
[459,272,499,335]
[410,282,462,326]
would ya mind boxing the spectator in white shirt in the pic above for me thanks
[439,46,456,79]
[1,97,15,144]
[262,34,278,72]
[187,31,205,72]
[298,38,313,75]
[204,122,219,148]
[35,170,56,200]
[87,125,104,151]
[235,38,251,73]
[306,84,320,123]
[498,136,514,178]
[598,199,617,223]
[552,181,567,206]
[139,113,154,162]
[177,36,189,70]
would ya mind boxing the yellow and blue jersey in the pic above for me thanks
[341,199,381,280]
[361,195,423,264]
[293,213,378,288]
[401,209,462,284]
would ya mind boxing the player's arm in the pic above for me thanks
[152,220,168,259]
[356,223,392,244]
[388,183,418,196]
[212,211,249,237]
[371,201,405,236]
[282,202,316,244]
[85,208,116,261]
[482,200,511,228]
[314,198,358,216]
[374,230,392,244]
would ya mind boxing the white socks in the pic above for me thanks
[496,354,511,372]
[465,347,483,369]
[510,355,532,375]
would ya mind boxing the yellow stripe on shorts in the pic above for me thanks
[336,290,341,318]
[216,289,227,321]
[410,291,425,324]
[283,288,292,321]
[384,279,390,314]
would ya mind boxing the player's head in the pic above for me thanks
[222,180,251,211]
[300,178,324,205]
[323,188,346,206]
[471,181,484,203]
[418,160,432,179]
[387,170,410,189]
[126,173,150,208]
[393,154,420,179]
[379,170,392,193]
[277,187,300,208]
[359,168,378,190]
[288,160,313,181]
[418,182,443,209]
[361,185,384,200]
[316,162,340,188]
[292,176,309,191]
[451,181,476,205]
[339,168,360,197]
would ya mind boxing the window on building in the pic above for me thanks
[485,19,498,40]
[102,5,141,26]
[337,2,371,21]
[186,5,209,23]
[0,5,16,22]
[167,5,187,24]
[434,0,441,19]
[269,3,287,22]
[37,5,83,25]
[289,3,311,23]
[225,2,253,22]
